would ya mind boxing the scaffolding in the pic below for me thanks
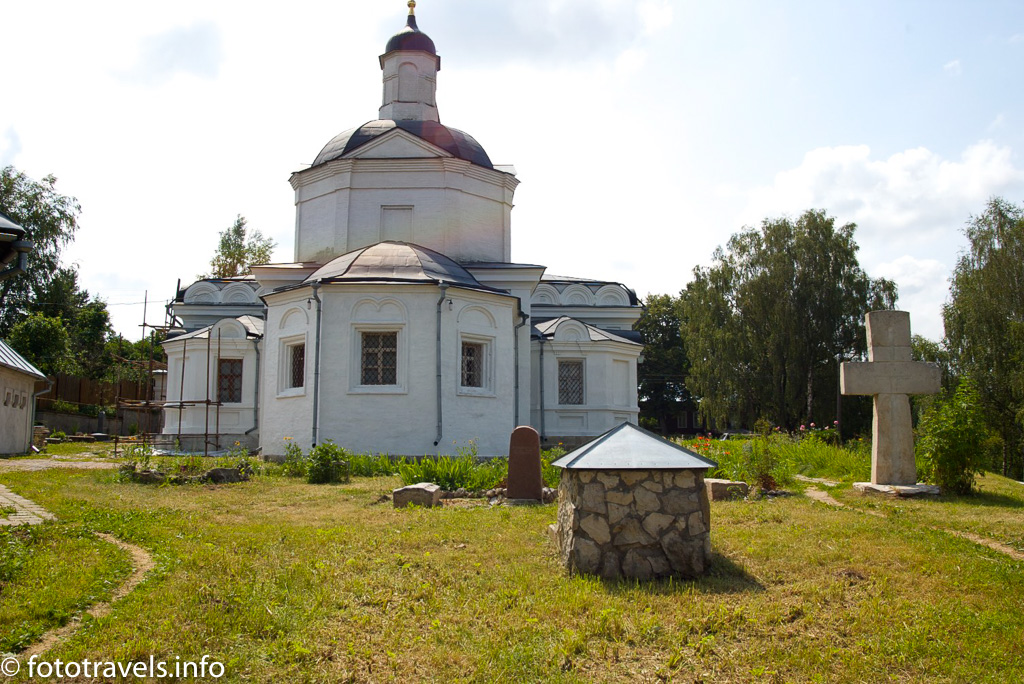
[114,291,234,457]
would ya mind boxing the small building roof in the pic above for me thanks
[164,315,264,343]
[552,422,717,471]
[0,339,46,380]
[303,241,505,294]
[532,317,642,346]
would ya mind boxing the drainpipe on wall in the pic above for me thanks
[244,336,261,437]
[310,282,323,447]
[538,335,546,442]
[31,377,54,449]
[433,282,449,446]
[513,307,529,427]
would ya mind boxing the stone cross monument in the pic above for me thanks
[840,311,941,486]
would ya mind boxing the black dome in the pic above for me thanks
[384,14,436,56]
[312,119,493,169]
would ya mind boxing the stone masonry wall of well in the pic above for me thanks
[556,469,711,580]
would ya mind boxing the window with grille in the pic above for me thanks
[288,343,305,389]
[218,359,243,403]
[361,332,398,385]
[558,360,584,405]
[461,342,484,388]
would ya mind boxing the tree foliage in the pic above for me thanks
[8,313,72,376]
[0,166,81,336]
[0,166,159,383]
[636,294,693,434]
[680,209,897,431]
[943,197,1024,478]
[205,215,275,278]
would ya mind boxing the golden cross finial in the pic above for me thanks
[408,0,416,15]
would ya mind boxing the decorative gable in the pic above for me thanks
[344,129,452,160]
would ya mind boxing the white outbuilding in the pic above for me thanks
[161,5,643,457]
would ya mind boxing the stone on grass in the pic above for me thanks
[204,467,249,484]
[705,478,749,501]
[393,482,442,508]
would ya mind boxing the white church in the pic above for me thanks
[161,4,643,458]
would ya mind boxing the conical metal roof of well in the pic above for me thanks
[551,422,717,470]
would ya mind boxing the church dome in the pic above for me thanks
[304,241,498,291]
[384,12,436,57]
[312,119,493,169]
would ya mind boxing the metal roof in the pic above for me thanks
[304,241,504,294]
[163,315,264,343]
[552,422,717,471]
[312,119,493,169]
[0,339,46,380]
[532,317,641,346]
[383,13,437,57]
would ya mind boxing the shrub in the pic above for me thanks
[917,378,994,494]
[307,441,350,484]
[50,400,77,414]
[50,430,67,441]
[281,439,307,477]
[348,452,408,477]
[541,446,566,488]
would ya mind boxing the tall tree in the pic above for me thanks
[636,294,693,434]
[943,197,1024,478]
[680,209,896,431]
[204,215,275,278]
[0,166,81,336]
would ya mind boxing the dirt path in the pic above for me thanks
[0,480,156,659]
[20,534,155,658]
[803,486,1023,559]
[0,458,118,473]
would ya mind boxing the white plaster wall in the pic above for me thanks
[0,368,36,454]
[161,322,259,443]
[260,291,315,455]
[261,283,517,458]
[529,339,640,440]
[292,158,516,265]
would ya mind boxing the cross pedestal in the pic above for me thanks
[840,311,941,486]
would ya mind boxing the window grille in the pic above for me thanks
[558,360,584,405]
[218,359,243,403]
[461,342,484,388]
[289,344,305,388]
[362,332,398,385]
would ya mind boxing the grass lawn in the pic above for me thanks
[1,464,1023,682]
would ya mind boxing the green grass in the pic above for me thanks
[0,463,1022,681]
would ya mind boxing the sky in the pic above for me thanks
[3,0,1023,342]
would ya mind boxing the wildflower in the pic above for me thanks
[800,425,806,431]
[284,436,293,441]
[810,422,816,428]
[833,420,839,425]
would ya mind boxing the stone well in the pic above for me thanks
[551,423,717,580]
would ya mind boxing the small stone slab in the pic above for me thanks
[853,482,940,497]
[705,478,749,500]
[393,482,442,508]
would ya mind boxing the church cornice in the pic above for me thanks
[289,157,519,193]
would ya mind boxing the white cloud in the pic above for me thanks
[638,0,674,36]
[943,59,962,76]
[0,128,21,166]
[1010,33,1024,44]
[873,256,950,341]
[120,22,223,85]
[737,140,1024,343]
[988,113,1006,131]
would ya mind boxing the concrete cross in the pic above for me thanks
[840,311,941,485]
